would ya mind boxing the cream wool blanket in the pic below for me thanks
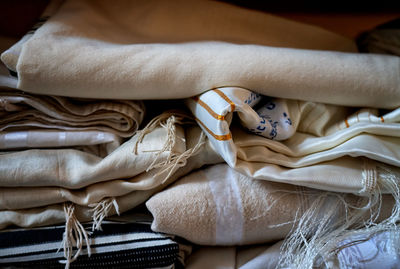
[3,0,400,108]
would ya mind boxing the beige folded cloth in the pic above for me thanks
[0,125,222,211]
[0,126,222,230]
[0,121,187,188]
[186,87,400,193]
[187,87,400,168]
[147,164,395,246]
[0,129,121,151]
[8,1,400,108]
[0,89,144,138]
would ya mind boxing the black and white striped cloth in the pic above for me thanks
[0,222,185,269]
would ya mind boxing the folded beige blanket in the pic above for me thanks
[7,0,400,108]
[147,164,395,246]
[147,163,399,268]
[0,89,144,138]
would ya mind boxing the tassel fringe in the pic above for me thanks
[59,203,91,269]
[278,161,400,268]
[90,197,120,231]
[133,110,205,182]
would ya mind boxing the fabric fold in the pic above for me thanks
[8,0,400,109]
[0,89,145,138]
[146,164,396,245]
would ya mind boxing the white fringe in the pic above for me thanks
[278,161,400,269]
[133,110,205,182]
[90,197,120,231]
[59,203,91,269]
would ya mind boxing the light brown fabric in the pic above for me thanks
[0,126,222,210]
[0,125,182,188]
[147,164,394,246]
[0,89,145,138]
[8,1,400,109]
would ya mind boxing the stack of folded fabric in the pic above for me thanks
[1,0,399,268]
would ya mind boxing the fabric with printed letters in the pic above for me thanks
[186,87,400,193]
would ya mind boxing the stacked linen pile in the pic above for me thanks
[1,0,400,268]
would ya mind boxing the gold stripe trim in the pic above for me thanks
[195,118,232,141]
[213,88,236,112]
[192,97,225,121]
[344,118,350,128]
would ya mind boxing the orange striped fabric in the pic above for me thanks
[192,96,225,120]
[195,118,232,141]
[213,89,236,112]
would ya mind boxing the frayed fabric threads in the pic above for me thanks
[133,110,206,182]
[60,203,91,269]
[90,197,120,231]
[278,161,400,269]
[133,110,194,155]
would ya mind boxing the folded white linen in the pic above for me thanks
[7,0,400,108]
[187,87,400,193]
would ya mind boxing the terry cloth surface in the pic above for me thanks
[0,88,145,139]
[8,1,400,108]
[146,164,395,246]
[0,221,186,269]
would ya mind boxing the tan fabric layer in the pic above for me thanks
[147,164,395,245]
[8,1,400,108]
[0,125,185,188]
[0,89,144,138]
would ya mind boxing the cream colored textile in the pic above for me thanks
[187,87,400,193]
[146,164,394,245]
[187,87,400,166]
[8,1,400,108]
[0,124,221,205]
[0,89,145,138]
[0,125,186,188]
[0,130,121,150]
